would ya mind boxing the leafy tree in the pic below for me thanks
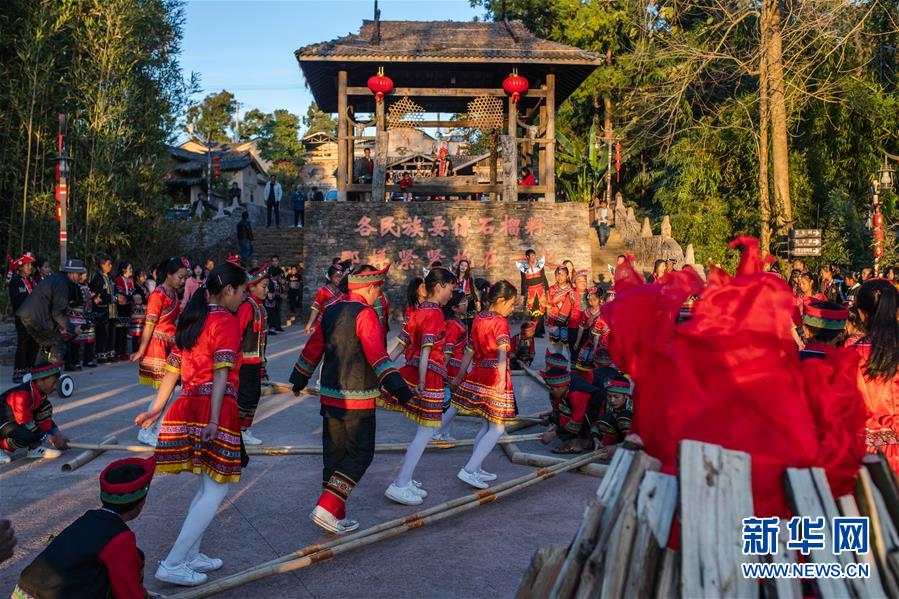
[237,107,270,140]
[302,102,337,136]
[186,89,237,143]
[262,109,304,164]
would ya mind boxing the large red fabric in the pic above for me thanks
[601,237,864,517]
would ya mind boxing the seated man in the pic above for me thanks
[593,374,635,454]
[14,456,156,598]
[0,359,69,464]
[509,321,536,369]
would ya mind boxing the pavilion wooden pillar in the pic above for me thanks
[538,102,547,200]
[503,97,518,202]
[544,73,556,202]
[372,98,387,202]
[337,69,348,201]
[489,130,498,201]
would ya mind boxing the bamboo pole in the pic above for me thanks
[501,440,607,478]
[66,433,546,456]
[61,435,118,472]
[164,450,604,599]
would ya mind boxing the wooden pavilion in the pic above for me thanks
[295,19,602,201]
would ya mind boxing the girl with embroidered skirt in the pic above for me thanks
[382,267,456,505]
[134,262,247,587]
[847,279,899,474]
[113,262,136,360]
[303,263,346,334]
[89,257,117,363]
[8,253,37,382]
[454,259,480,331]
[573,288,611,377]
[545,267,574,357]
[450,280,518,489]
[236,265,269,446]
[433,291,468,442]
[568,270,590,357]
[131,258,188,447]
[129,291,146,354]
[64,273,96,371]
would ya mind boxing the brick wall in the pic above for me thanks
[302,202,593,317]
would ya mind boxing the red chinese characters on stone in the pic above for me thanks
[452,250,471,267]
[525,217,545,237]
[380,216,401,238]
[453,215,471,238]
[501,216,521,237]
[398,249,417,271]
[479,217,495,235]
[483,250,495,270]
[402,216,425,238]
[368,248,389,267]
[355,216,376,237]
[426,249,445,266]
[428,215,449,237]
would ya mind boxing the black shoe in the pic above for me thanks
[65,365,79,372]
[84,362,97,368]
[268,329,279,336]
[275,328,285,332]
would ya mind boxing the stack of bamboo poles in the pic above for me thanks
[161,449,604,599]
[517,441,899,599]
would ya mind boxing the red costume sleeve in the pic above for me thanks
[98,530,148,599]
[357,307,411,403]
[6,389,36,426]
[292,321,324,382]
[496,317,511,351]
[420,310,444,348]
[312,287,328,312]
[211,316,240,370]
[560,389,590,434]
[145,290,163,325]
[236,301,253,335]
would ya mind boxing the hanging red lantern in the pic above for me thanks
[875,229,885,242]
[874,244,884,258]
[367,67,393,103]
[873,212,884,228]
[615,142,622,182]
[502,69,529,104]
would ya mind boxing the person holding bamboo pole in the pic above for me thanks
[381,267,457,505]
[134,263,247,587]
[449,280,519,489]
[290,264,414,535]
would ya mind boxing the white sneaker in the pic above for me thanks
[432,433,456,442]
[309,506,359,534]
[137,427,158,447]
[477,469,498,482]
[0,452,11,465]
[154,561,208,586]
[457,468,488,490]
[187,553,223,573]
[385,482,423,505]
[27,446,62,459]
[241,429,263,446]
[407,481,428,498]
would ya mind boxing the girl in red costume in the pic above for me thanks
[304,263,346,334]
[573,287,610,383]
[454,259,480,331]
[545,267,574,357]
[847,279,899,474]
[382,268,456,505]
[434,290,468,442]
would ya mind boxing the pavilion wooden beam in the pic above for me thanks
[347,87,547,98]
[337,70,348,201]
[544,73,556,202]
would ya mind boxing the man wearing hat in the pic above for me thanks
[13,456,155,598]
[0,358,69,464]
[7,253,38,382]
[290,263,413,534]
[236,264,269,446]
[540,356,605,454]
[16,258,87,365]
[594,374,635,452]
[510,320,536,369]
[800,300,850,359]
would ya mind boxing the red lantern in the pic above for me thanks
[874,245,884,258]
[367,67,393,103]
[873,212,884,228]
[875,229,885,242]
[502,70,529,104]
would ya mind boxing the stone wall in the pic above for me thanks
[303,202,593,317]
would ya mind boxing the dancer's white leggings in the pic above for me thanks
[464,421,505,473]
[395,425,433,488]
[163,473,229,567]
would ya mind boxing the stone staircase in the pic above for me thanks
[590,226,629,284]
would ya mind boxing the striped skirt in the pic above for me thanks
[138,333,173,388]
[451,364,517,425]
[379,364,445,427]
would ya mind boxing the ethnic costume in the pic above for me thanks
[849,336,899,474]
[517,257,549,336]
[130,303,146,344]
[543,367,604,441]
[444,317,468,381]
[310,283,344,331]
[451,311,517,424]
[568,271,590,356]
[594,375,634,445]
[9,254,38,382]
[456,276,479,328]
[13,456,155,599]
[289,265,412,523]
[138,286,180,388]
[155,305,243,484]
[510,321,536,369]
[373,289,391,339]
[546,283,574,350]
[236,267,268,431]
[0,362,63,454]
[65,281,96,370]
[380,301,447,426]
[114,275,136,359]
[575,306,610,374]
[90,271,117,362]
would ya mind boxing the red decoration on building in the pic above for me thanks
[615,143,622,182]
[502,70,529,104]
[874,229,885,242]
[873,213,884,228]
[367,67,394,103]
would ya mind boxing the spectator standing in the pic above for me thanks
[237,211,254,261]
[191,191,218,220]
[596,197,611,247]
[267,256,286,333]
[286,266,302,314]
[292,184,306,228]
[229,181,243,209]
[400,172,413,201]
[263,175,282,227]
[181,264,205,309]
[353,148,374,201]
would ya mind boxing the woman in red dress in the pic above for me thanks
[303,263,346,334]
[134,262,247,587]
[382,268,456,505]
[434,290,468,442]
[573,287,611,382]
[545,267,574,357]
[847,279,899,474]
[450,280,518,489]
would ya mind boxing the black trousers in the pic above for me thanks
[20,319,67,365]
[94,315,115,360]
[266,200,280,227]
[288,289,301,313]
[237,363,262,429]
[294,209,304,227]
[13,317,39,381]
[267,299,282,330]
[322,413,376,487]
[66,341,95,369]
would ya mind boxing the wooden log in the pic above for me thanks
[865,454,899,530]
[598,502,638,599]
[61,435,118,472]
[547,496,605,599]
[526,545,569,599]
[679,440,754,598]
[519,362,549,390]
[762,520,801,599]
[856,467,899,597]
[784,468,852,598]
[653,549,680,599]
[623,472,678,597]
[166,450,604,599]
[516,545,566,599]
[837,493,887,596]
[336,70,348,202]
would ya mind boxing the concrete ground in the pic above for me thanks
[0,322,601,598]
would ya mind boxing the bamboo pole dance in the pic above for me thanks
[65,432,546,456]
[163,449,604,599]
[61,434,118,472]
